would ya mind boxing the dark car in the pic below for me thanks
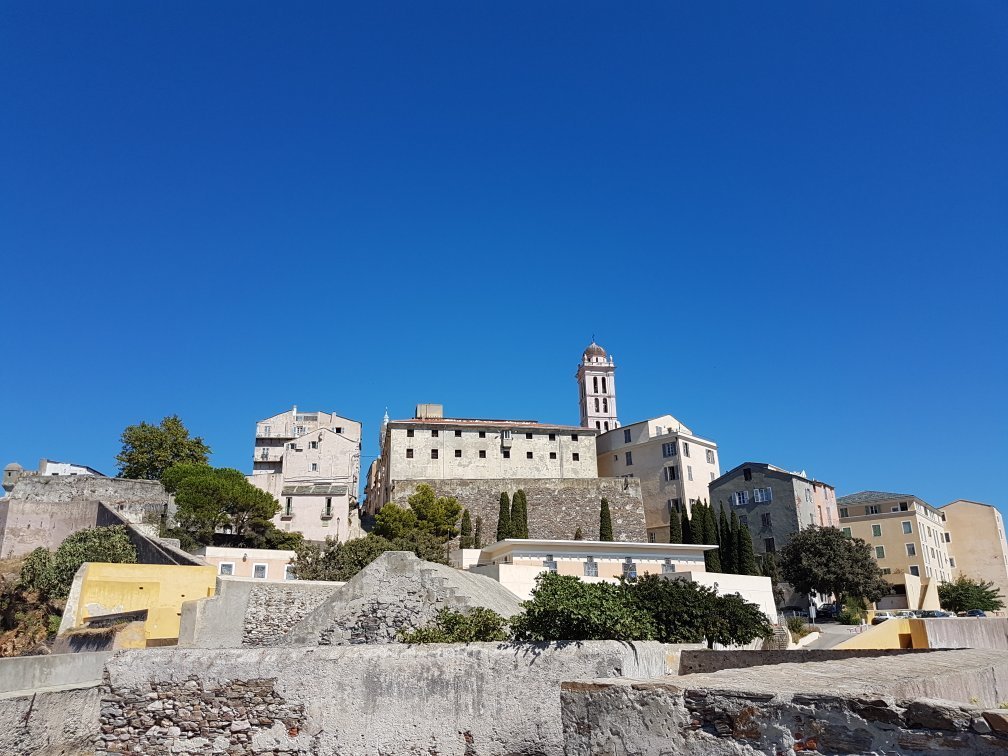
[965,609,987,617]
[815,604,839,620]
[919,610,954,618]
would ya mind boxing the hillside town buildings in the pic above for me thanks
[248,405,362,543]
[940,499,1008,597]
[708,462,839,556]
[597,415,720,543]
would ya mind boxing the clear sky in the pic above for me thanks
[2,3,1006,511]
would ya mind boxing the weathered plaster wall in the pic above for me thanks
[0,498,100,559]
[0,686,101,756]
[395,477,647,543]
[281,551,523,647]
[0,651,111,697]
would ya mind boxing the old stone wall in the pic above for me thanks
[394,477,647,543]
[0,498,101,559]
[281,551,523,646]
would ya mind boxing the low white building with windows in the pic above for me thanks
[196,546,297,582]
[596,415,720,543]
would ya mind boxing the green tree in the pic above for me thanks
[459,509,474,550]
[473,516,483,549]
[496,492,512,542]
[738,524,760,576]
[760,552,786,607]
[373,503,419,540]
[599,498,614,541]
[669,503,683,543]
[573,527,584,540]
[21,526,137,600]
[514,490,530,539]
[690,503,705,546]
[720,506,736,574]
[509,573,654,642]
[407,484,462,543]
[116,415,211,481]
[400,607,508,643]
[779,526,889,608]
[938,576,1006,613]
[701,503,721,572]
[704,591,775,649]
[680,506,692,544]
[291,530,448,582]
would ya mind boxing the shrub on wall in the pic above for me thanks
[400,607,508,643]
[20,526,138,600]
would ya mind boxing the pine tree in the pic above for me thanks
[511,490,529,539]
[702,503,721,572]
[473,516,483,549]
[668,503,683,543]
[459,509,473,550]
[738,524,760,575]
[573,526,584,540]
[721,506,737,574]
[496,492,512,542]
[599,498,614,541]
[680,506,692,544]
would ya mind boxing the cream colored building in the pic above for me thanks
[249,405,361,543]
[838,491,953,609]
[941,499,1008,597]
[597,415,720,543]
[196,546,297,581]
[365,404,598,514]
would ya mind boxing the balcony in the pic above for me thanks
[254,449,283,463]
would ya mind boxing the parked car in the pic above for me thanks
[871,611,896,625]
[780,607,810,619]
[816,604,840,620]
[965,609,987,617]
[919,610,954,618]
[895,610,916,619]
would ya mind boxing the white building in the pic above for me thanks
[248,405,362,543]
[576,341,619,431]
[596,415,720,543]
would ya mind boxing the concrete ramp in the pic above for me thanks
[282,551,524,646]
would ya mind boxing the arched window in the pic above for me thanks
[593,376,599,393]
[602,398,608,412]
[594,397,600,412]
[595,421,601,429]
[602,377,608,393]
[604,421,609,430]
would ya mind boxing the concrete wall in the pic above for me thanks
[0,686,100,756]
[0,651,110,697]
[924,617,1008,650]
[96,641,681,756]
[0,498,100,559]
[677,647,934,675]
[395,477,648,544]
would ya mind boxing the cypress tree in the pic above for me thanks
[702,504,721,572]
[496,492,512,542]
[599,498,614,541]
[721,506,737,574]
[690,502,705,546]
[473,516,483,549]
[680,506,692,544]
[459,509,473,550]
[511,489,529,539]
[668,503,683,543]
[573,526,584,540]
[738,524,759,575]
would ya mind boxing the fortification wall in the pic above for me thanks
[0,498,101,559]
[394,477,647,542]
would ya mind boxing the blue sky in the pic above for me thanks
[2,2,1006,510]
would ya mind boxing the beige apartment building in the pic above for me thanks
[364,404,599,515]
[196,546,297,581]
[941,499,1008,597]
[838,491,953,610]
[596,415,720,543]
[248,405,362,543]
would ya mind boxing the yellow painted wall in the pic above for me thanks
[836,618,913,650]
[70,563,217,644]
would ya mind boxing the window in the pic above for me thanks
[686,465,693,481]
[625,451,633,466]
[571,434,579,441]
[871,524,882,537]
[760,512,772,528]
[909,565,920,577]
[479,450,487,459]
[711,472,716,481]
[572,452,580,461]
[455,449,462,458]
[526,451,534,459]
[602,397,608,412]
[406,448,414,459]
[842,527,852,537]
[682,442,690,457]
[288,442,296,449]
[324,497,333,517]
[764,537,776,553]
[662,559,676,574]
[334,427,343,434]
[866,505,880,515]
[596,421,601,429]
[743,467,752,481]
[648,532,656,543]
[706,449,715,464]
[881,568,892,575]
[943,532,951,543]
[310,463,318,472]
[549,452,557,460]
[663,466,679,482]
[431,429,439,437]
[593,376,599,392]
[624,429,631,443]
[295,426,305,436]
[455,430,462,438]
[543,555,558,573]
[262,425,271,436]
[604,421,609,430]
[253,564,267,579]
[407,429,414,437]
[621,559,637,580]
[503,449,511,459]
[548,433,556,441]
[662,442,677,458]
[479,431,486,439]
[949,557,956,568]
[902,521,912,534]
[906,543,916,556]
[739,515,749,527]
[284,564,296,581]
[874,546,885,559]
[431,449,439,459]
[594,398,600,412]
[899,502,909,511]
[309,441,318,450]
[219,563,234,576]
[525,432,533,440]
[839,507,849,518]
[584,557,598,577]
[668,498,681,513]
[284,498,293,517]
[753,487,773,503]
[733,490,749,506]
[602,376,607,393]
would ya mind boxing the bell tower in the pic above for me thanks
[576,340,618,430]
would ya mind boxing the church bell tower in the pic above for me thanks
[576,340,618,431]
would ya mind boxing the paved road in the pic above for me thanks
[804,620,867,649]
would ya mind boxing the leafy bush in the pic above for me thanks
[837,596,869,625]
[786,615,810,640]
[20,526,137,600]
[400,607,508,643]
[510,573,655,642]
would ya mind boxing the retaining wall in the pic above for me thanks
[0,651,111,698]
[0,686,101,756]
[678,647,937,675]
[923,618,1008,650]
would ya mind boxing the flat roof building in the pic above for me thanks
[940,499,1008,597]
